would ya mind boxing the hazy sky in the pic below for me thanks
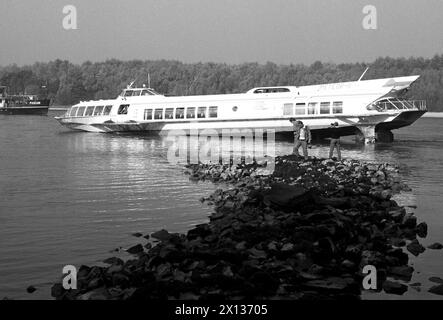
[0,0,442,66]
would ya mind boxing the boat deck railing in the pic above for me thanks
[374,99,427,112]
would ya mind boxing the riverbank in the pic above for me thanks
[50,155,443,300]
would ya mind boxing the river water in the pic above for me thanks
[0,111,442,299]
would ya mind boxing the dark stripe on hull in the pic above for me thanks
[0,107,49,115]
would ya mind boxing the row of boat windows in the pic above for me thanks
[144,106,218,120]
[283,101,343,116]
[68,102,343,118]
[69,105,113,117]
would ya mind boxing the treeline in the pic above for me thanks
[1,55,443,110]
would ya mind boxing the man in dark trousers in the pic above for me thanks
[290,118,311,160]
[329,122,341,161]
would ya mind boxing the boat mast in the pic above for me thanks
[358,67,369,81]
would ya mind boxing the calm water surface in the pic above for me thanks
[0,112,442,299]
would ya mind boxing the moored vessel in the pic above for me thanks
[0,86,50,115]
[55,75,427,143]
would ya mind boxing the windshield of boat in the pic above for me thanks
[120,88,160,97]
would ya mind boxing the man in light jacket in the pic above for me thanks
[290,119,311,160]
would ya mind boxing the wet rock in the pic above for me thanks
[131,232,143,238]
[51,283,64,298]
[187,224,211,240]
[103,257,124,265]
[341,260,356,270]
[406,240,426,256]
[248,248,267,260]
[409,283,421,292]
[390,238,406,247]
[303,277,356,292]
[151,229,173,241]
[402,214,417,229]
[78,287,110,300]
[388,266,414,281]
[26,286,37,294]
[222,266,234,278]
[429,277,443,284]
[235,241,247,251]
[428,242,443,250]
[263,183,309,208]
[281,243,294,252]
[388,209,405,223]
[382,280,408,295]
[248,271,279,295]
[428,284,443,296]
[126,244,144,255]
[112,273,129,287]
[107,264,123,274]
[267,241,278,251]
[415,222,428,238]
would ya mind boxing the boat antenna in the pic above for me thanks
[148,73,151,89]
[358,67,369,81]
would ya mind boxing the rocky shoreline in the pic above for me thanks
[51,156,443,300]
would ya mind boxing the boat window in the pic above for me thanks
[144,109,153,120]
[93,106,104,116]
[186,107,196,118]
[308,102,317,115]
[165,108,174,119]
[103,105,112,115]
[118,104,129,115]
[295,103,306,115]
[154,108,163,119]
[76,106,86,117]
[283,103,293,116]
[209,106,218,118]
[197,107,207,118]
[175,107,185,119]
[132,90,142,96]
[333,101,343,114]
[124,90,133,97]
[69,107,78,117]
[141,90,152,96]
[320,102,330,114]
[85,106,94,116]
[147,89,160,95]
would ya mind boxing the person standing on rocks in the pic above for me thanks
[290,119,311,160]
[329,122,341,161]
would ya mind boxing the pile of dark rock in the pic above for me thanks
[51,156,442,300]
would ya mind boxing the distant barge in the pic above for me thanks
[0,86,50,115]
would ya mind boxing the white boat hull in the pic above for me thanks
[55,75,427,142]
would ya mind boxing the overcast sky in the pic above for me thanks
[0,0,442,66]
